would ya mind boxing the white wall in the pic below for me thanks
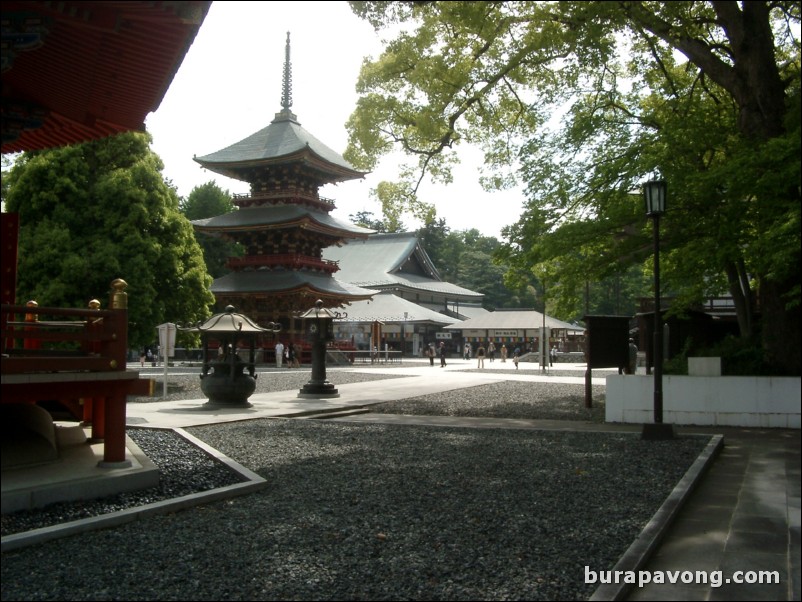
[606,374,801,428]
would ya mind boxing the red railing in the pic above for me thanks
[2,304,127,374]
[1,279,151,465]
[232,190,336,211]
[227,253,339,273]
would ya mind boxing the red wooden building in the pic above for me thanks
[2,1,212,480]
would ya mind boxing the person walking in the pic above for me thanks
[500,344,508,362]
[439,341,447,367]
[476,343,486,369]
[550,345,557,367]
[513,347,520,370]
[427,342,435,366]
[627,338,638,375]
[488,341,496,362]
[275,340,284,368]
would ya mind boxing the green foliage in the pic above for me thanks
[346,1,801,373]
[349,210,405,233]
[180,181,234,219]
[179,181,243,278]
[664,335,777,377]
[4,131,214,348]
[416,221,528,311]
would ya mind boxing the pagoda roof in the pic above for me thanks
[193,112,366,184]
[192,205,373,238]
[210,270,376,302]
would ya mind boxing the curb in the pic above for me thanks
[588,434,724,600]
[1,428,267,553]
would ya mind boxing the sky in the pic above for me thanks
[145,1,526,239]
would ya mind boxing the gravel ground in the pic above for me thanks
[1,366,711,601]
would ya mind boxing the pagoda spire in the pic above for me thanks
[274,31,297,122]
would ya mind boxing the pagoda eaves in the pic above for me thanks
[193,205,371,237]
[194,116,366,184]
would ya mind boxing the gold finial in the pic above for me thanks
[25,299,39,322]
[88,299,101,310]
[111,278,128,309]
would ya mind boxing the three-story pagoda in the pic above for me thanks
[192,33,374,331]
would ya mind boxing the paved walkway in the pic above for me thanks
[623,426,800,602]
[3,360,799,601]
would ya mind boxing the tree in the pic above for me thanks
[180,181,235,219]
[4,131,214,349]
[348,210,405,232]
[345,1,801,374]
[180,181,242,278]
[417,220,510,310]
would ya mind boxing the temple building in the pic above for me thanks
[191,33,375,334]
[323,232,485,355]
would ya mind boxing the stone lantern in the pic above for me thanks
[298,299,345,398]
[183,306,280,408]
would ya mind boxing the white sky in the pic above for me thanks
[145,0,526,239]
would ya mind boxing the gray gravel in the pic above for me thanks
[1,367,711,601]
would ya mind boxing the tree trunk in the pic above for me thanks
[668,2,799,373]
[725,260,752,339]
[759,276,801,375]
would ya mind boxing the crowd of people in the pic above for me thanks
[421,341,563,370]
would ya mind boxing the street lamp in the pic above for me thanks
[298,299,343,398]
[402,311,408,357]
[642,179,673,440]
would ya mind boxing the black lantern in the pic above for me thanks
[642,180,673,440]
[298,300,345,398]
[644,179,667,216]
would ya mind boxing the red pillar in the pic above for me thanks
[81,397,93,425]
[90,396,105,441]
[100,393,128,466]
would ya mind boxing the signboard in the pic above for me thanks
[583,315,629,370]
[156,322,176,399]
[492,330,519,337]
[157,322,176,358]
[436,332,452,339]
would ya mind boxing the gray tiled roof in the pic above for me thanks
[323,234,483,300]
[210,270,375,300]
[338,292,459,325]
[194,115,365,182]
[193,205,372,237]
[450,304,491,320]
[443,310,581,331]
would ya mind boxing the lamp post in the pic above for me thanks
[402,311,408,357]
[642,180,674,440]
[298,299,343,398]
